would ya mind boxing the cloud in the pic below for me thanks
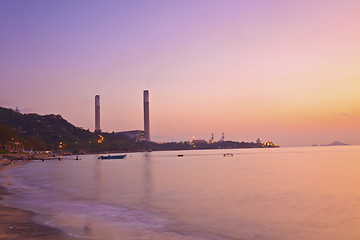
[341,113,360,120]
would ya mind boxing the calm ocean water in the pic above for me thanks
[1,146,360,240]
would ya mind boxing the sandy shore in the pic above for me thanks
[0,159,78,240]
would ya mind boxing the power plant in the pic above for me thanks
[143,90,150,141]
[94,91,150,141]
[92,91,277,147]
[95,95,101,132]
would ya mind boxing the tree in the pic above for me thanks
[24,136,46,151]
[0,124,17,148]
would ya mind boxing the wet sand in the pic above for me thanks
[0,159,77,240]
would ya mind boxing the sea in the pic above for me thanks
[1,146,360,240]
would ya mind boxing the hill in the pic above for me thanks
[0,107,191,153]
[0,107,94,149]
[321,141,349,146]
[0,107,140,152]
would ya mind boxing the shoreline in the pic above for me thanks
[0,160,77,240]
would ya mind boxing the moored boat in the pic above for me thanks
[223,153,233,157]
[98,154,127,160]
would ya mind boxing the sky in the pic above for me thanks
[1,0,360,146]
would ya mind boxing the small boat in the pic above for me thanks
[178,154,184,157]
[98,154,127,160]
[223,153,233,157]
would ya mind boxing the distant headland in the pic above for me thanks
[312,141,349,147]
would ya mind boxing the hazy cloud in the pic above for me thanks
[341,113,359,120]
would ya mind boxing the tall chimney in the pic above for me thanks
[143,90,150,141]
[95,95,101,132]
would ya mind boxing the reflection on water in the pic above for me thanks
[1,146,360,240]
[94,158,104,201]
[142,152,153,209]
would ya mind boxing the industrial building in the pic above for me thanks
[143,90,150,141]
[94,91,151,141]
[95,95,101,132]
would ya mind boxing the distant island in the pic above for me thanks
[312,141,349,147]
[0,107,278,154]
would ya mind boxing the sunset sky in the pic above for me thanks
[1,0,359,146]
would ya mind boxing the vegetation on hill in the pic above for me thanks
[0,107,141,152]
[0,107,93,151]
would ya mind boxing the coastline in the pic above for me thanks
[0,159,77,240]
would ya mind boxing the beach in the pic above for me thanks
[0,157,76,240]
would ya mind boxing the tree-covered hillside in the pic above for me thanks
[0,107,192,153]
[0,107,94,150]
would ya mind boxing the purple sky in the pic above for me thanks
[1,0,360,146]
